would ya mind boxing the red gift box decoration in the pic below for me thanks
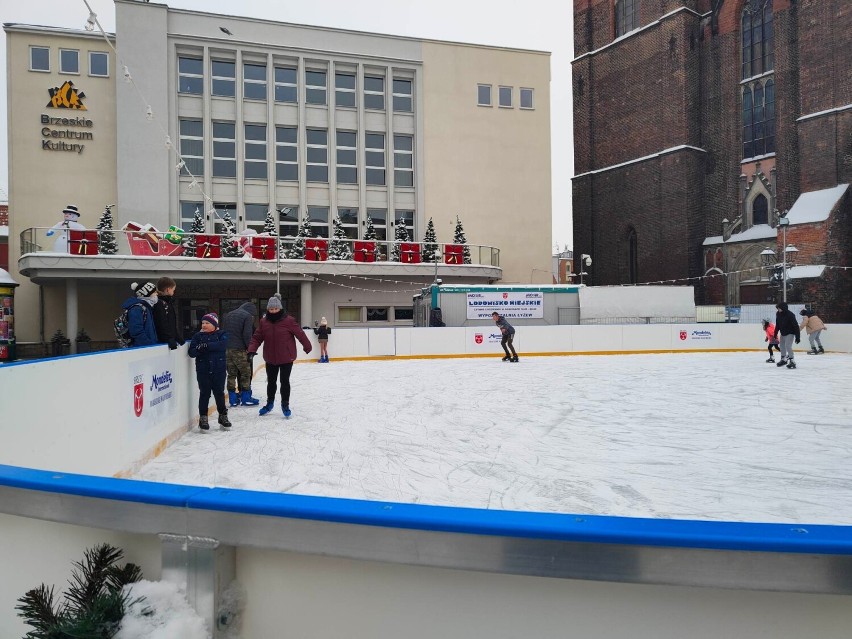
[305,238,328,261]
[196,234,221,258]
[354,241,377,263]
[69,230,99,255]
[250,236,277,260]
[444,244,464,264]
[400,242,421,264]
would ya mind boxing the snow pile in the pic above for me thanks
[115,580,209,639]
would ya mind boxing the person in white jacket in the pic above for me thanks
[799,309,827,354]
[45,204,86,253]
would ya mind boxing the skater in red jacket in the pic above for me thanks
[761,318,781,363]
[247,294,312,418]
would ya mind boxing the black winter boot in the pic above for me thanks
[218,413,232,430]
[786,359,797,369]
[199,415,210,432]
[818,346,825,354]
[776,358,787,367]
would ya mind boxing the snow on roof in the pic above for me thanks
[787,184,848,225]
[787,265,826,280]
[703,223,776,246]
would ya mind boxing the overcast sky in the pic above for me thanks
[1,0,574,249]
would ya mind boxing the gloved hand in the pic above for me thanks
[46,230,54,237]
[196,342,209,352]
[178,339,186,346]
[168,339,178,350]
[764,337,768,342]
[247,352,256,363]
[795,337,800,344]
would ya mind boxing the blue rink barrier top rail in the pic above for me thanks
[1,463,851,556]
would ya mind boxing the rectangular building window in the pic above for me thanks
[88,51,109,77]
[395,209,415,240]
[365,133,385,186]
[178,56,203,94]
[336,130,357,184]
[477,84,492,106]
[392,78,413,112]
[308,206,330,238]
[394,307,414,321]
[338,307,362,323]
[367,307,389,322]
[30,46,50,72]
[180,201,203,232]
[616,0,639,37]
[212,121,236,178]
[179,119,204,177]
[337,207,359,239]
[499,86,513,108]
[279,205,299,237]
[364,75,385,110]
[335,72,356,108]
[243,63,267,101]
[244,203,269,234]
[59,49,79,74]
[274,66,297,103]
[212,203,237,235]
[275,126,298,182]
[306,128,329,182]
[305,70,327,105]
[393,135,413,187]
[520,87,534,109]
[244,124,267,179]
[212,60,236,98]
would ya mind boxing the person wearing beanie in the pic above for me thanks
[248,293,312,417]
[761,318,781,363]
[799,308,827,355]
[188,312,231,432]
[152,276,185,350]
[772,301,801,369]
[312,316,332,362]
[223,301,261,406]
[45,204,86,253]
[120,281,159,347]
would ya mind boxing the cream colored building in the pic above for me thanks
[5,1,551,347]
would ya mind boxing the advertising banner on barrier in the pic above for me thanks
[674,326,718,349]
[467,291,544,319]
[127,351,177,430]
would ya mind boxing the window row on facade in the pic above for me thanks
[180,202,416,244]
[476,84,534,109]
[180,120,414,187]
[29,45,109,77]
[178,56,414,112]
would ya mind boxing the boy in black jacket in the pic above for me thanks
[772,302,801,369]
[152,276,185,349]
[189,313,231,431]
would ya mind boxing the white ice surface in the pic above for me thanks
[133,352,852,525]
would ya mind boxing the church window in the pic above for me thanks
[615,0,639,37]
[752,194,769,226]
[742,0,773,79]
[742,79,775,159]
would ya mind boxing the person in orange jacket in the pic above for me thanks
[761,318,781,363]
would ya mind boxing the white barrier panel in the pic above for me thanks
[0,345,195,476]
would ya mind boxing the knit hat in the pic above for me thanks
[62,204,80,217]
[267,295,283,311]
[201,313,219,328]
[131,281,157,298]
[320,317,327,326]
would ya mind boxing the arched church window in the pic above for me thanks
[615,0,639,37]
[742,79,776,159]
[752,193,769,226]
[742,0,773,79]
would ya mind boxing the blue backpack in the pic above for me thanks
[114,303,148,348]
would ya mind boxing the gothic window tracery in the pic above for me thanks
[615,0,639,37]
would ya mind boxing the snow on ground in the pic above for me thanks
[133,352,852,525]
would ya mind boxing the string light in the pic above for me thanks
[176,160,186,172]
[164,135,172,149]
[85,11,97,31]
[145,105,154,121]
[123,65,132,83]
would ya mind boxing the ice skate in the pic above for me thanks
[198,415,210,432]
[786,359,797,369]
[259,402,274,416]
[228,390,241,407]
[501,355,511,361]
[765,356,775,363]
[282,405,292,418]
[218,413,232,430]
[776,358,787,367]
[511,356,519,362]
[806,348,818,355]
[818,346,825,354]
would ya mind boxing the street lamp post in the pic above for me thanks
[721,218,729,307]
[778,213,790,303]
[578,254,592,285]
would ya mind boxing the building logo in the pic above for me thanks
[475,333,483,344]
[679,330,687,341]
[503,292,509,299]
[133,382,144,417]
[46,81,87,110]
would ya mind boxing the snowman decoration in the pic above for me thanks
[46,204,86,253]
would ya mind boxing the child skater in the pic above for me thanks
[762,318,781,363]
[188,313,231,432]
[313,316,332,362]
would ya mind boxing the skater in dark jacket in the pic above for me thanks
[222,302,260,406]
[492,312,518,362]
[188,313,231,432]
[313,316,331,362]
[248,295,312,417]
[772,302,800,369]
[152,276,185,350]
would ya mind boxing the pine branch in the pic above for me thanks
[16,584,61,635]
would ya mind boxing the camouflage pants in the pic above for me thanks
[226,349,253,392]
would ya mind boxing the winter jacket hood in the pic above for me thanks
[121,297,158,346]
[223,302,258,351]
[248,313,312,364]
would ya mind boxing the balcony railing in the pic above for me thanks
[18,227,500,268]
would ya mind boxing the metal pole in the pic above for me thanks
[782,223,787,303]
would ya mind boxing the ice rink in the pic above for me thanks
[133,351,852,525]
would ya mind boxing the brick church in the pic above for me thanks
[571,0,851,321]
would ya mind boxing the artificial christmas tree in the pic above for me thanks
[287,216,314,259]
[262,209,278,235]
[328,213,353,260]
[96,205,118,255]
[220,211,244,257]
[422,217,438,262]
[183,207,204,256]
[453,215,471,264]
[390,219,410,262]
